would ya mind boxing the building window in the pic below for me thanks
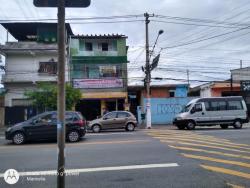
[102,43,109,51]
[85,42,93,51]
[79,40,85,51]
[169,90,175,97]
[38,61,57,74]
[99,65,117,77]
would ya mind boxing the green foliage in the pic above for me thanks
[25,83,81,111]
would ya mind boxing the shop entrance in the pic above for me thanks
[76,100,101,121]
[106,100,116,111]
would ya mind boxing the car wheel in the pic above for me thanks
[177,125,185,130]
[68,130,80,142]
[12,132,26,145]
[126,123,135,131]
[92,124,101,133]
[186,121,196,130]
[233,120,242,129]
[220,124,228,129]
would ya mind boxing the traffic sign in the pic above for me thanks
[150,54,160,71]
[34,0,91,7]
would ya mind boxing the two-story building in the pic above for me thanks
[69,34,128,120]
[0,22,73,125]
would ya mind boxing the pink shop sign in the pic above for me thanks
[73,79,123,89]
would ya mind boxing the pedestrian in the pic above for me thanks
[103,108,109,115]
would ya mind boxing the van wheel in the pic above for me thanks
[92,124,101,133]
[220,124,228,129]
[233,120,242,129]
[12,132,26,145]
[177,125,185,130]
[186,121,196,130]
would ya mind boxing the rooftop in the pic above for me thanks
[0,42,57,53]
[1,22,73,41]
[71,34,127,39]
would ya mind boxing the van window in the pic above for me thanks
[228,101,243,110]
[204,102,210,111]
[210,101,227,111]
[218,101,227,111]
[194,103,202,112]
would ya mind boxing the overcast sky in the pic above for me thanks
[1,0,250,87]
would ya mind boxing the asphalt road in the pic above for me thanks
[0,125,249,188]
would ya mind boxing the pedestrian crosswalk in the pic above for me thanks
[145,129,250,188]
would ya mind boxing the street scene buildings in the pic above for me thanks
[0,1,250,188]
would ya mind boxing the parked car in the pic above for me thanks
[5,111,86,144]
[173,96,249,130]
[88,111,137,133]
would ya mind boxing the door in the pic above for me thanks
[101,112,117,129]
[116,112,129,128]
[190,103,206,125]
[26,113,55,140]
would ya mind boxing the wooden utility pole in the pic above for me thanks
[144,12,153,129]
[57,0,66,187]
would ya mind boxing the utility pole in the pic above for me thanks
[240,60,242,69]
[57,0,66,187]
[187,69,190,86]
[33,1,90,188]
[144,12,154,129]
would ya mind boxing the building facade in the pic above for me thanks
[0,22,73,125]
[129,84,193,125]
[189,82,241,97]
[231,67,250,114]
[69,34,128,120]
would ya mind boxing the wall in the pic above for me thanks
[140,85,191,124]
[200,87,212,97]
[232,69,250,81]
[3,53,65,83]
[70,38,127,57]
[143,97,194,124]
[4,84,35,107]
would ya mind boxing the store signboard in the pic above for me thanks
[73,79,123,89]
[241,81,250,91]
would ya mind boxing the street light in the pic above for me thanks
[144,24,164,129]
[150,30,164,60]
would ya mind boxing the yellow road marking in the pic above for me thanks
[153,135,231,144]
[201,165,250,179]
[182,153,250,168]
[0,139,150,149]
[169,145,250,160]
[169,137,249,147]
[161,141,250,154]
[227,183,245,188]
[156,137,250,151]
[146,130,249,146]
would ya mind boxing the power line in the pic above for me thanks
[161,25,250,49]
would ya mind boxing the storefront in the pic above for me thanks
[75,91,128,120]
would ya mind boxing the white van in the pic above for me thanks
[173,96,249,130]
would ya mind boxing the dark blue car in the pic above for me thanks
[5,111,86,144]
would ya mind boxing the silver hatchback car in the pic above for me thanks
[88,111,137,133]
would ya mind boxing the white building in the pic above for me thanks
[0,22,73,125]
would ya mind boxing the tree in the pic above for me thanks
[25,83,81,111]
